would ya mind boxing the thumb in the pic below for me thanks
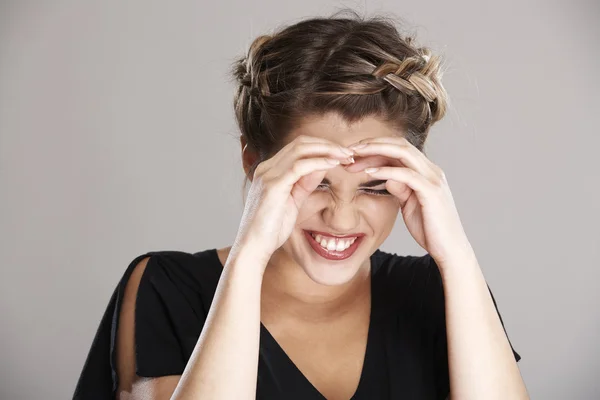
[290,170,327,209]
[386,180,412,209]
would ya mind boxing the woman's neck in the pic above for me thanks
[260,247,371,324]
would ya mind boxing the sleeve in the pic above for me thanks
[427,255,521,399]
[134,253,208,377]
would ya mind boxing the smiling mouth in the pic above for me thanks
[303,230,364,261]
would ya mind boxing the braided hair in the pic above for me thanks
[231,9,449,181]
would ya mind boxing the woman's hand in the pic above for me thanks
[346,136,474,267]
[233,135,355,268]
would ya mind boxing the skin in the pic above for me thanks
[116,112,403,400]
[115,111,529,399]
[250,111,403,316]
[237,112,406,399]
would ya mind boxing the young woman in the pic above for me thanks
[74,10,526,400]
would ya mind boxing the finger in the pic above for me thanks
[349,142,436,180]
[349,136,436,166]
[279,158,340,206]
[385,179,413,209]
[276,157,339,191]
[259,135,337,171]
[265,142,354,180]
[343,155,398,173]
[280,135,354,156]
[291,141,354,161]
[364,166,435,206]
[292,170,329,207]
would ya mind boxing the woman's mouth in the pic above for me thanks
[303,230,364,261]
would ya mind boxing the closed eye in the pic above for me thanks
[361,188,391,196]
[315,184,391,196]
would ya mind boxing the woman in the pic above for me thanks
[74,10,526,400]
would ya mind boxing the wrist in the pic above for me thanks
[435,248,480,278]
[226,240,271,275]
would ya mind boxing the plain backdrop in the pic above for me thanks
[1,1,598,399]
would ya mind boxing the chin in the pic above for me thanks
[286,228,371,286]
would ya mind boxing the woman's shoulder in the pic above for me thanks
[110,248,227,387]
[129,247,224,273]
[130,247,224,267]
[73,247,226,398]
[372,249,439,284]
[371,249,443,315]
[120,247,226,305]
[121,247,228,336]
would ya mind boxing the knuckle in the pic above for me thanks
[295,135,310,144]
[438,168,446,181]
[291,160,303,176]
[403,141,413,150]
[431,174,445,189]
[254,162,266,177]
[435,166,446,182]
[292,142,308,154]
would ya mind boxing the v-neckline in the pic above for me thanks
[259,254,378,400]
[210,248,380,400]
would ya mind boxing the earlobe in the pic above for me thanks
[240,137,258,181]
[242,145,253,181]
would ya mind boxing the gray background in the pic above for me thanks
[1,1,598,399]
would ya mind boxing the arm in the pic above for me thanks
[346,136,528,398]
[114,136,351,399]
[436,251,529,400]
[170,244,267,400]
[115,245,268,400]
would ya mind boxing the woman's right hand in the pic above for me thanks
[231,135,355,268]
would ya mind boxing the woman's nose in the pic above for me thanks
[322,198,360,233]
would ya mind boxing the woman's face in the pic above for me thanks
[280,112,403,286]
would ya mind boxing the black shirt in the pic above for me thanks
[73,248,521,399]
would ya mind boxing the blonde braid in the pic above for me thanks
[371,53,439,102]
[371,48,446,123]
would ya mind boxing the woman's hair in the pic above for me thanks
[230,9,449,183]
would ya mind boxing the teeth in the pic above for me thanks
[310,232,358,252]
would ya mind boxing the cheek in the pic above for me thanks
[358,194,399,211]
[294,193,400,226]
[359,196,401,227]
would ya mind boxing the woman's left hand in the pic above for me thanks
[346,136,475,267]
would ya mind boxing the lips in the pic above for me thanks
[303,229,364,261]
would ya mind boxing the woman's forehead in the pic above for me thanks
[285,112,401,147]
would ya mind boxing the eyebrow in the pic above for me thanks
[321,178,387,188]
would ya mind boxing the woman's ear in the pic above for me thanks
[240,136,258,181]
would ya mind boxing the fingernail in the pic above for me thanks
[326,158,341,165]
[349,143,367,150]
[364,167,379,173]
[340,147,354,156]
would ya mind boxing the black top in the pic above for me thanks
[73,248,521,400]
